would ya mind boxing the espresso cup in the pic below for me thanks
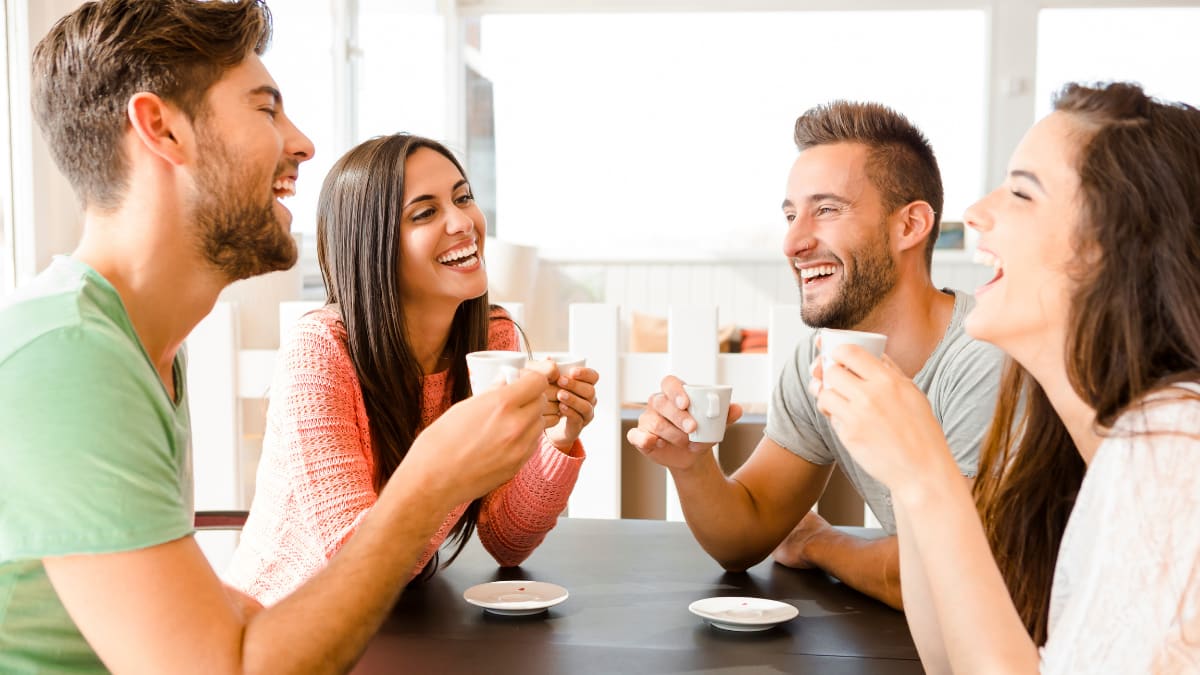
[682,384,734,443]
[533,352,587,374]
[819,328,887,369]
[466,350,527,393]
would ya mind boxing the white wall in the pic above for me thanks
[13,0,1200,293]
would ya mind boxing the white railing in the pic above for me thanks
[186,301,817,524]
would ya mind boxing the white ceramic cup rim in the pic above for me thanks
[468,350,529,361]
[535,353,587,370]
[819,328,887,365]
[820,328,887,341]
[683,384,734,394]
[466,351,526,391]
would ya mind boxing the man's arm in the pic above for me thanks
[629,376,834,571]
[773,475,978,611]
[44,370,549,675]
[772,512,902,609]
[223,584,265,622]
[675,438,833,571]
[46,475,443,675]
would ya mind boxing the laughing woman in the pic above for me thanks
[812,83,1200,673]
[226,133,598,605]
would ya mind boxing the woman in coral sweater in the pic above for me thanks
[226,134,597,605]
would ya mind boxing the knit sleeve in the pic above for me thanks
[271,313,378,559]
[476,433,585,566]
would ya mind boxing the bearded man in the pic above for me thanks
[628,101,1004,610]
[0,1,550,671]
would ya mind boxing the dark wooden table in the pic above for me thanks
[353,518,921,674]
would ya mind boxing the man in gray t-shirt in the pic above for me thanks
[769,289,1001,534]
[628,101,1004,610]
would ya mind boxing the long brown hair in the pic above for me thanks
[316,133,495,575]
[974,82,1200,644]
[32,0,271,209]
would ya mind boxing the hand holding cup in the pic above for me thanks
[681,384,733,443]
[466,350,527,393]
[810,329,953,492]
[531,353,599,452]
[626,376,743,471]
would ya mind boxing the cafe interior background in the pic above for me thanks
[3,0,1198,565]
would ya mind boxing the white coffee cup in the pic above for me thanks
[819,328,887,369]
[466,350,527,393]
[682,384,734,443]
[533,352,587,374]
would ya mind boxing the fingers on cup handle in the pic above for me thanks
[649,387,696,434]
[660,375,689,409]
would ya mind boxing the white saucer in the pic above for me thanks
[688,596,799,632]
[463,580,569,616]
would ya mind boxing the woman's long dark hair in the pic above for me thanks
[315,133,495,576]
[973,82,1200,644]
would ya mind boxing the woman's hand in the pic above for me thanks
[812,344,954,491]
[537,361,600,452]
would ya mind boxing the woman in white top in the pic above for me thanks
[811,81,1200,673]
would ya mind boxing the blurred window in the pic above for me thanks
[1036,8,1200,118]
[464,11,987,254]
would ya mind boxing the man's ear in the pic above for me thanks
[893,201,937,254]
[126,92,193,167]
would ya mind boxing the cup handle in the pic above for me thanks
[500,365,519,385]
[706,392,721,419]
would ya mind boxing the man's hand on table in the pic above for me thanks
[772,511,832,569]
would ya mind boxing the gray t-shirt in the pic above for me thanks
[766,290,1004,534]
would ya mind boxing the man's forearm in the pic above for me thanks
[240,466,453,674]
[670,454,777,571]
[805,531,903,610]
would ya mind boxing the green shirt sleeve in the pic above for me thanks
[0,325,192,561]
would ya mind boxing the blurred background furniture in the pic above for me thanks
[187,294,889,573]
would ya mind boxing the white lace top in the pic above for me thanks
[1040,384,1200,673]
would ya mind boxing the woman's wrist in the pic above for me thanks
[890,453,968,514]
[547,430,577,453]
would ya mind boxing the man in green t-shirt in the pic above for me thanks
[0,1,549,672]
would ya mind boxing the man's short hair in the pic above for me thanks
[793,101,945,268]
[32,0,273,210]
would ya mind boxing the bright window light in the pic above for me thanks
[476,11,987,254]
[261,0,337,244]
[357,1,448,145]
[1036,8,1200,117]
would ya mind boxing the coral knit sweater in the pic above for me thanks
[224,307,585,606]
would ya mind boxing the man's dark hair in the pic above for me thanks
[794,101,945,268]
[31,0,272,209]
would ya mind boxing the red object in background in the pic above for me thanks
[740,328,768,354]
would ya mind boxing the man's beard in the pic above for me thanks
[800,229,897,329]
[191,126,298,282]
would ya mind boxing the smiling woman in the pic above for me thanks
[810,82,1200,673]
[223,132,600,606]
[398,147,489,315]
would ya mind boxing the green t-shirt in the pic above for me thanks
[0,256,193,673]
